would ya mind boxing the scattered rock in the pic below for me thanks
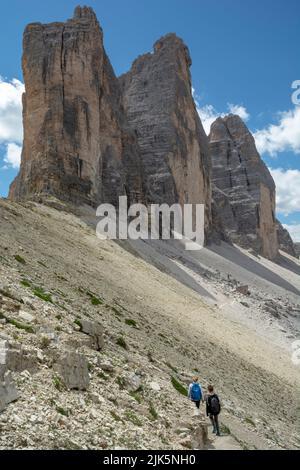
[80,319,104,351]
[54,351,90,391]
[235,285,249,296]
[18,311,35,323]
[0,371,20,412]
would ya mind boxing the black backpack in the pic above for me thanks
[209,394,220,414]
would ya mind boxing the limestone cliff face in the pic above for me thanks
[276,221,296,257]
[9,6,142,206]
[119,34,211,232]
[294,243,300,258]
[210,114,279,260]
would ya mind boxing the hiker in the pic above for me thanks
[206,384,221,436]
[188,376,204,410]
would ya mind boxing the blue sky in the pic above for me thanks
[0,0,300,239]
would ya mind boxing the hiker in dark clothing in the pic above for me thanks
[188,376,204,411]
[206,385,221,436]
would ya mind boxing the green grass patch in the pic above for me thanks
[129,390,143,404]
[7,318,35,334]
[124,411,142,427]
[149,402,158,420]
[110,411,123,422]
[33,287,53,303]
[245,417,256,427]
[86,291,104,305]
[56,406,69,417]
[20,279,31,288]
[74,319,83,330]
[116,337,128,350]
[116,376,126,389]
[220,423,231,435]
[90,296,102,306]
[125,318,137,328]
[171,376,188,397]
[53,375,65,392]
[98,371,109,381]
[14,255,26,265]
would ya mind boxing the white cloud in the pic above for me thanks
[254,107,300,156]
[227,103,250,121]
[3,142,22,169]
[196,104,220,135]
[192,91,250,135]
[283,224,300,242]
[269,167,300,216]
[0,77,24,144]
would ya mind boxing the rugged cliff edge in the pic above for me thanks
[9,6,143,207]
[209,114,279,260]
[8,5,296,258]
[119,34,211,233]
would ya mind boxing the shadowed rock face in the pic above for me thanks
[276,221,296,257]
[9,6,143,207]
[119,34,211,233]
[210,114,279,260]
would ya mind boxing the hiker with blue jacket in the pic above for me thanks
[188,376,204,410]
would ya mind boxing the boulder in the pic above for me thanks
[0,340,38,373]
[0,371,20,412]
[80,319,104,351]
[54,351,90,390]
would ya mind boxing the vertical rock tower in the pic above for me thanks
[210,114,279,259]
[119,34,211,232]
[9,6,142,206]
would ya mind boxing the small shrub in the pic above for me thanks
[130,391,142,404]
[125,318,137,328]
[56,315,62,321]
[90,296,103,306]
[220,423,231,435]
[245,417,256,427]
[86,291,103,305]
[20,279,31,288]
[116,376,126,389]
[40,336,51,349]
[98,372,109,381]
[53,375,65,392]
[14,255,26,265]
[125,411,142,427]
[8,318,35,334]
[74,319,82,330]
[33,287,53,303]
[171,376,188,397]
[149,402,158,420]
[56,406,69,417]
[116,337,128,350]
[110,411,123,422]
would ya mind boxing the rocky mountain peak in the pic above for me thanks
[73,5,97,21]
[153,33,192,65]
[210,114,278,259]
